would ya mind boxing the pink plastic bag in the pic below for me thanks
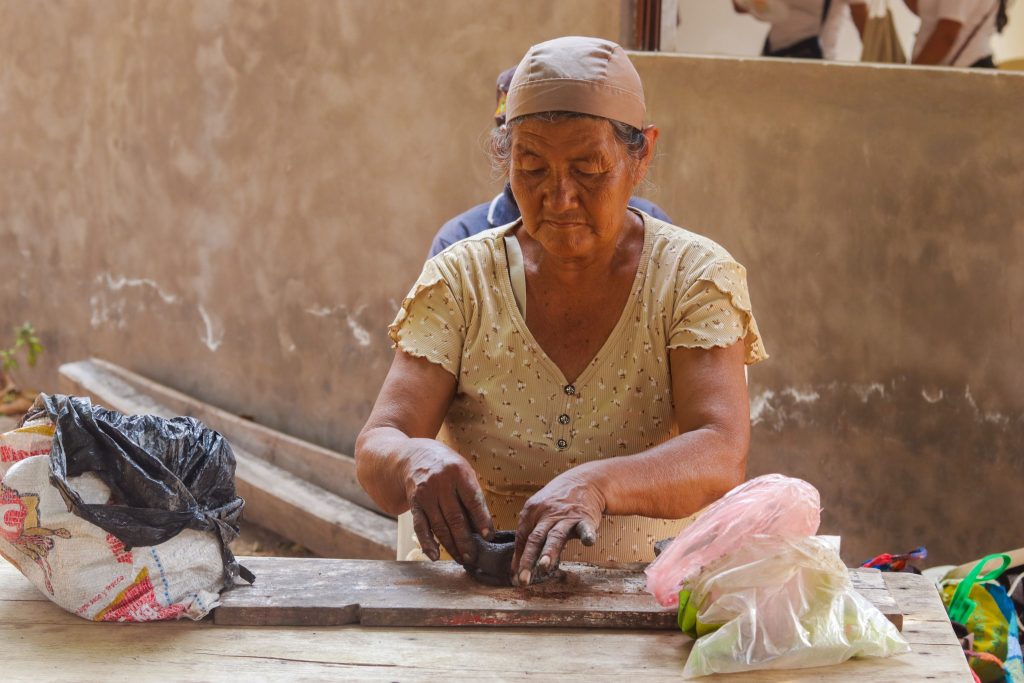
[644,474,821,607]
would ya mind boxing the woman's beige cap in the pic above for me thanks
[505,36,646,129]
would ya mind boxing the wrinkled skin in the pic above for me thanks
[510,117,649,266]
[510,468,602,585]
[403,440,492,564]
[503,117,654,582]
[355,116,750,586]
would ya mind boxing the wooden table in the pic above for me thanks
[0,560,972,681]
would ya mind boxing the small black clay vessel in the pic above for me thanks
[464,530,565,586]
[466,530,516,586]
[653,536,675,557]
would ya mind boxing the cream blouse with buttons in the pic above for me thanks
[389,210,768,566]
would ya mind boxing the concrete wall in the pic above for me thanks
[635,54,1024,564]
[2,2,1022,565]
[0,0,618,445]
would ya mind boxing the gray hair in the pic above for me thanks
[489,111,649,179]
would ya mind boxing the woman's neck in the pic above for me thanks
[517,210,644,286]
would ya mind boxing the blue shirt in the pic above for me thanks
[428,185,672,258]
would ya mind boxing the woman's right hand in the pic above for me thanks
[402,439,494,565]
[355,351,492,564]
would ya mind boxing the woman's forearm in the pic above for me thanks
[850,3,868,38]
[580,425,748,519]
[913,20,961,65]
[354,426,417,516]
[355,350,460,516]
[357,423,495,562]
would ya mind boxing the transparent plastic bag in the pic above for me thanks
[680,535,910,678]
[645,474,821,607]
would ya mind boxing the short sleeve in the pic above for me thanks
[388,259,467,377]
[668,259,768,365]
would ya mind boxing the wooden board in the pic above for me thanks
[232,452,396,560]
[0,562,971,682]
[60,359,382,513]
[58,361,398,560]
[214,558,904,631]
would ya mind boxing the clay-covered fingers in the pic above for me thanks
[404,445,494,564]
[412,488,490,564]
[455,473,494,543]
[437,491,481,565]
[409,505,440,561]
[510,471,605,586]
[514,518,597,584]
[425,497,464,562]
[512,518,557,586]
[535,519,579,574]
[436,467,495,565]
[411,494,479,563]
[574,519,598,546]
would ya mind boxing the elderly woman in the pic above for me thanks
[356,36,767,586]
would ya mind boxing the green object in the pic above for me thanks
[676,587,722,639]
[947,553,1011,625]
[942,579,1015,682]
[695,617,720,637]
[678,588,697,636]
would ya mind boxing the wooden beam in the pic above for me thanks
[620,0,662,51]
[59,359,382,514]
[233,453,395,560]
[58,360,397,560]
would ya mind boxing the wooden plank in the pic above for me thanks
[853,567,902,630]
[60,359,383,514]
[233,455,395,560]
[214,558,905,630]
[883,572,962,625]
[0,563,971,682]
[57,361,397,560]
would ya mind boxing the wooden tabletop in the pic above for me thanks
[0,560,972,682]
[212,557,906,630]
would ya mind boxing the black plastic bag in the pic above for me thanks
[22,394,254,585]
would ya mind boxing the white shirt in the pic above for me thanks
[913,0,999,66]
[819,0,851,59]
[740,0,830,52]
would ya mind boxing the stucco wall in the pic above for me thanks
[0,0,618,444]
[635,54,1024,564]
[2,3,1022,565]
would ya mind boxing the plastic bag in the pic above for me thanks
[680,535,910,678]
[941,562,1024,683]
[23,393,251,585]
[0,394,251,622]
[645,474,821,607]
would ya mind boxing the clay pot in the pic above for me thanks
[465,530,516,586]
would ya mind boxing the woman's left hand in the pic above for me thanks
[511,466,606,586]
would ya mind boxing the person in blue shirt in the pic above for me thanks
[428,67,671,258]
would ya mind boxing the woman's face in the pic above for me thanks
[509,117,649,261]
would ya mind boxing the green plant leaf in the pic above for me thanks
[6,322,43,370]
[0,349,16,372]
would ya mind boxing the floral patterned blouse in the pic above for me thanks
[389,211,767,565]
